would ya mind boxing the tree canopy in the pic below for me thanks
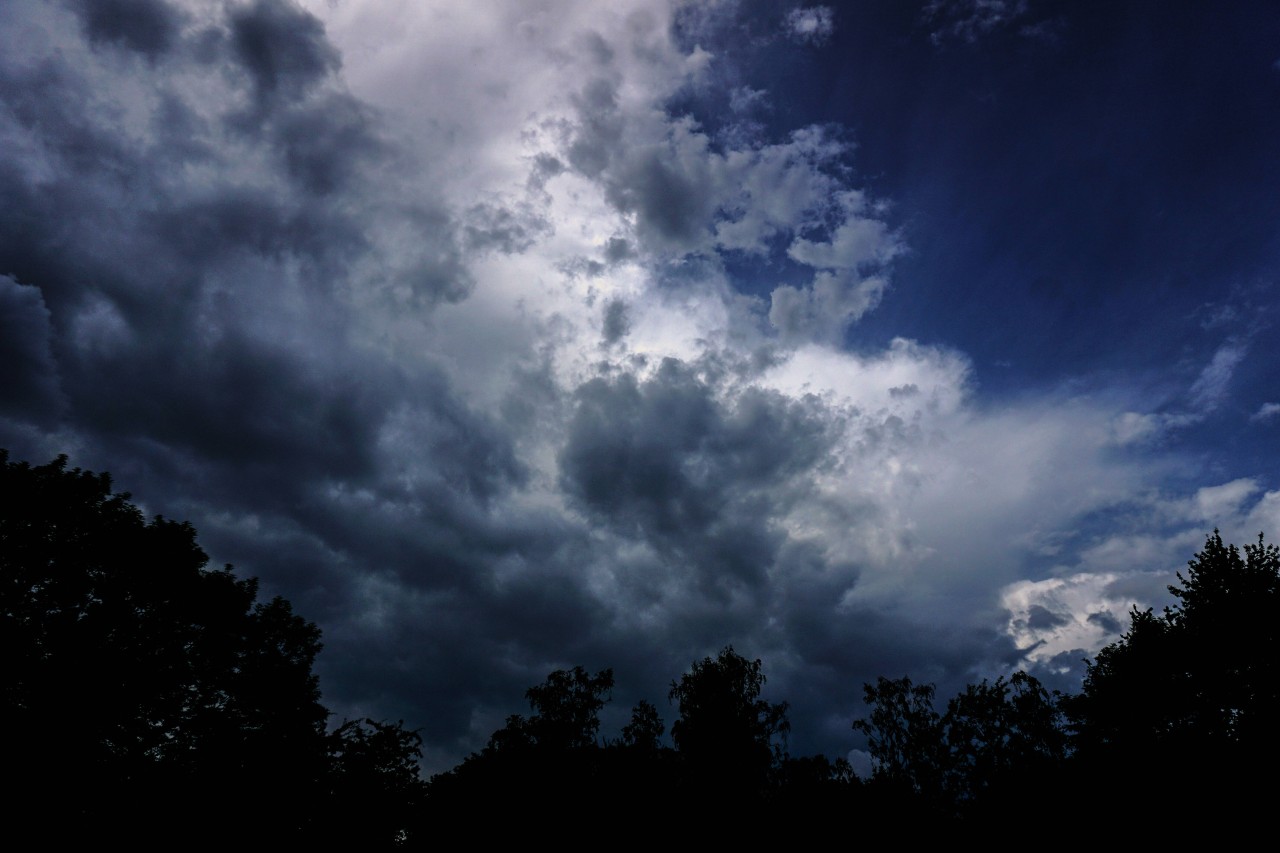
[668,645,790,799]
[1,451,423,843]
[1062,530,1280,818]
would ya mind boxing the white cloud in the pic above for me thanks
[784,6,835,45]
[1188,340,1245,410]
[1251,402,1280,422]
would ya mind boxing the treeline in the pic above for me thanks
[5,451,1278,843]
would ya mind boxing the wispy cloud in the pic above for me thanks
[784,6,835,45]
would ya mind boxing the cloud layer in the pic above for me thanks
[2,0,1274,771]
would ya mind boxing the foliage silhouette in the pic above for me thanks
[852,669,1067,824]
[424,665,620,827]
[853,676,947,800]
[317,718,427,847]
[668,645,790,801]
[1063,530,1280,821]
[1,451,423,842]
[940,671,1067,819]
[620,698,665,750]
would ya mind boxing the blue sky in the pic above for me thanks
[2,0,1277,773]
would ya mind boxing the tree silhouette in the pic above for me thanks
[852,676,947,800]
[853,670,1067,824]
[668,646,790,800]
[1,451,423,842]
[941,671,1067,816]
[620,699,665,750]
[425,665,617,826]
[1064,531,1280,820]
[317,718,427,847]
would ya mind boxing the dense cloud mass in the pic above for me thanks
[2,0,1278,772]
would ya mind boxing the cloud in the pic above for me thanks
[1251,402,1280,422]
[229,0,340,106]
[0,275,63,423]
[922,0,1029,45]
[2,0,1273,774]
[1002,571,1165,670]
[784,7,835,45]
[67,0,185,60]
[1188,340,1245,411]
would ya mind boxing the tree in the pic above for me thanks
[668,646,790,797]
[852,676,947,800]
[317,718,427,848]
[1055,531,1280,832]
[940,671,1067,810]
[853,671,1067,822]
[522,665,614,750]
[484,665,615,753]
[620,699,665,750]
[1065,531,1280,773]
[0,452,355,840]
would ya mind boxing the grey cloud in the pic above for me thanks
[769,274,888,345]
[559,358,837,599]
[601,299,630,346]
[229,0,340,105]
[527,153,566,191]
[603,236,636,264]
[463,201,552,256]
[0,56,136,181]
[567,77,623,178]
[67,0,184,60]
[729,86,768,115]
[1086,609,1123,634]
[605,146,714,250]
[274,93,383,196]
[1026,603,1070,631]
[0,276,63,422]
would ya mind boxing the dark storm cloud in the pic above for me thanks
[0,4,548,764]
[149,186,366,269]
[66,0,184,60]
[0,276,62,423]
[606,147,713,249]
[273,93,384,196]
[0,55,134,183]
[560,357,837,598]
[228,0,339,105]
[0,0,486,513]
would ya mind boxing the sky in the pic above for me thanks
[2,0,1278,774]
